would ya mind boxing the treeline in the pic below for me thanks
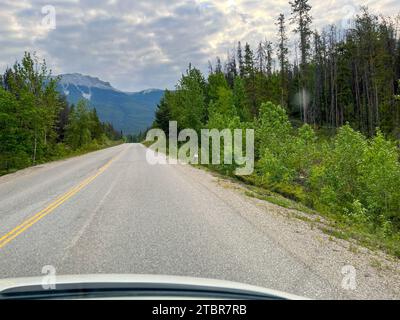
[154,67,400,244]
[215,4,399,138]
[126,131,147,143]
[152,3,400,255]
[0,52,122,173]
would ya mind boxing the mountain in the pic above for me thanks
[56,73,164,134]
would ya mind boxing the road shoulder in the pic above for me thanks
[170,161,400,300]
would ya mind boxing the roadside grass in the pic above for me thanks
[141,141,400,259]
[243,178,400,259]
[0,140,124,177]
[249,184,400,258]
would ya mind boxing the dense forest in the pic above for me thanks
[155,4,400,137]
[152,3,400,255]
[0,52,123,174]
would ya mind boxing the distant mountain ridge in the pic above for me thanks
[56,73,163,134]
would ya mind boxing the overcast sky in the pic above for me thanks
[0,0,399,92]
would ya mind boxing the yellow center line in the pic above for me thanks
[0,175,95,243]
[0,153,119,250]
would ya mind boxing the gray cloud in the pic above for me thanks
[0,0,399,91]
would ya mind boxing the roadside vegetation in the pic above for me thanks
[0,52,123,176]
[150,3,400,257]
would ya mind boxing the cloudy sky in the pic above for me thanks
[0,0,399,92]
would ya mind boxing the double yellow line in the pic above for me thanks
[0,155,117,250]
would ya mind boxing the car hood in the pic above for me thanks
[0,274,307,300]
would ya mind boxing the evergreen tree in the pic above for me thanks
[276,13,289,107]
[154,91,172,134]
[225,49,237,88]
[237,42,245,78]
[290,0,313,123]
[56,95,71,142]
[264,40,273,77]
[243,43,258,115]
[233,76,251,122]
[256,42,266,74]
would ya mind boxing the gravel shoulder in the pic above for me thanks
[173,162,400,300]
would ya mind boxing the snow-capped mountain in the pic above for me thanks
[56,73,164,134]
[58,73,116,91]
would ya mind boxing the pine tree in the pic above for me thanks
[154,91,172,134]
[90,108,103,141]
[256,42,266,74]
[290,0,313,123]
[237,42,245,78]
[215,57,223,74]
[264,40,273,77]
[56,95,70,142]
[276,13,289,108]
[225,49,237,88]
[243,43,258,116]
[233,76,251,121]
[290,0,312,67]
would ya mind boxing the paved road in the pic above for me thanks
[0,143,344,299]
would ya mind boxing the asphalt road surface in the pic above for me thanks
[0,143,346,299]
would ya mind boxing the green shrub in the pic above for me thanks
[344,199,369,224]
[359,130,400,227]
[288,124,320,183]
[310,124,367,214]
[257,148,293,186]
[48,143,68,159]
